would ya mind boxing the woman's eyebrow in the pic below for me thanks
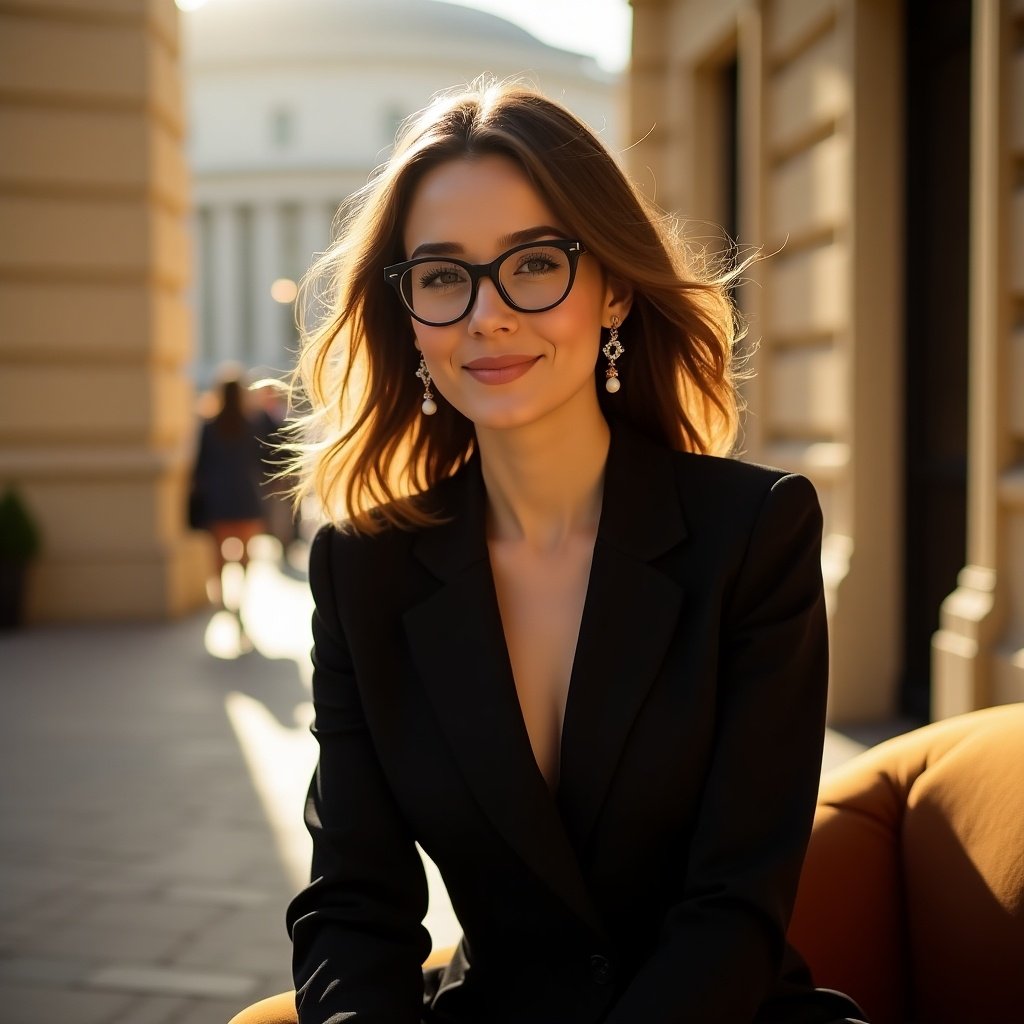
[409,240,463,258]
[497,225,566,247]
[409,225,566,260]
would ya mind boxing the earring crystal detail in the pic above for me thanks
[603,315,624,393]
[416,355,437,415]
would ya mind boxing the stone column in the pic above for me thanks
[294,201,329,342]
[627,0,904,722]
[210,203,244,367]
[299,202,328,281]
[932,0,1020,715]
[252,200,286,371]
[0,0,208,620]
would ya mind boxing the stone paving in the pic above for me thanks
[0,539,908,1024]
[0,542,315,1024]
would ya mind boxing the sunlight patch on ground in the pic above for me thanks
[204,608,251,660]
[241,570,315,686]
[220,543,463,948]
[201,539,314,683]
[225,690,317,889]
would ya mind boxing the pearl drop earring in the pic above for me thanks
[603,315,624,393]
[416,355,437,416]
[411,354,436,413]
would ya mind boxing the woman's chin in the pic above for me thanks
[460,405,546,434]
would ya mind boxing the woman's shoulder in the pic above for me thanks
[666,448,822,530]
[671,448,812,488]
[651,449,825,602]
[308,511,412,571]
[305,516,412,619]
[612,421,812,498]
[308,464,472,569]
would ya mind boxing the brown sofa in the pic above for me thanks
[227,946,455,1024]
[788,703,1024,1024]
[229,705,1024,1024]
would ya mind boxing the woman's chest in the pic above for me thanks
[344,528,726,865]
[488,537,595,789]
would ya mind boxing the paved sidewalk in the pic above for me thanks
[0,543,316,1024]
[0,541,908,1024]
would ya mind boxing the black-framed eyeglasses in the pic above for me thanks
[383,239,587,327]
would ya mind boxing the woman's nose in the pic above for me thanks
[466,276,516,333]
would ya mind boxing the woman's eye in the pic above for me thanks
[419,267,464,289]
[515,253,559,275]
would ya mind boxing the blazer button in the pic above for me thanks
[589,954,612,985]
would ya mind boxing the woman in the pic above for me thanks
[191,372,276,609]
[280,82,866,1023]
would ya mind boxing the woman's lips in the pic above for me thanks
[462,355,541,385]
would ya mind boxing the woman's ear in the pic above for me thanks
[603,277,634,327]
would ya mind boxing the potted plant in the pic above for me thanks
[0,486,41,628]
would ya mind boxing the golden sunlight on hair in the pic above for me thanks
[281,78,751,532]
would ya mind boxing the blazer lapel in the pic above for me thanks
[557,425,687,854]
[403,459,605,935]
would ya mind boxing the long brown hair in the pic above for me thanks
[288,79,747,532]
[214,376,249,438]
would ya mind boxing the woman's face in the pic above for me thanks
[400,154,627,433]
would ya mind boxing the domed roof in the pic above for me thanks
[183,0,596,72]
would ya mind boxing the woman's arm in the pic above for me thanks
[286,527,432,1024]
[604,473,829,1024]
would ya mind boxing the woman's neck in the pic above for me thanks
[476,394,610,551]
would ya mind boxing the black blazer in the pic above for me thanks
[286,424,855,1024]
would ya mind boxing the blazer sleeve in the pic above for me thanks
[603,473,830,1024]
[285,526,432,1024]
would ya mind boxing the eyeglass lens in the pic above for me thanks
[401,244,574,324]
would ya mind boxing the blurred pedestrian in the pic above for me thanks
[189,370,276,615]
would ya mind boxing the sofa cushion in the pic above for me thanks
[788,704,1024,1024]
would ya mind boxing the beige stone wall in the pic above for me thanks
[628,0,903,722]
[749,0,903,723]
[0,0,208,620]
[934,0,1024,714]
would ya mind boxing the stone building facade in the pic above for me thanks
[1,0,208,621]
[627,0,1023,720]
[184,0,620,383]
[0,0,619,625]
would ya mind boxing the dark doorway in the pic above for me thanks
[902,0,972,718]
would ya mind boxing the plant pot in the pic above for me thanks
[0,559,28,629]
